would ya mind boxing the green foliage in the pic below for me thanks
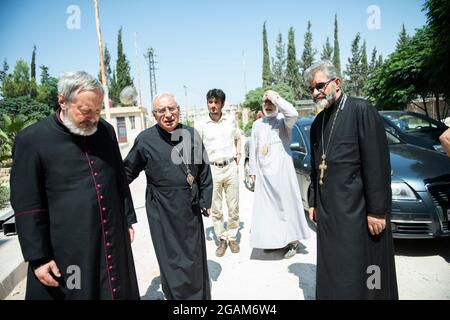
[243,83,295,112]
[0,96,52,121]
[321,37,333,61]
[396,24,410,49]
[0,185,9,209]
[333,14,341,77]
[300,21,317,99]
[286,27,303,100]
[344,33,362,97]
[243,121,253,135]
[37,77,59,111]
[0,59,8,83]
[98,44,112,86]
[0,114,35,162]
[271,32,286,85]
[31,45,37,81]
[110,27,134,106]
[262,22,273,87]
[300,21,317,73]
[424,0,450,100]
[359,40,369,94]
[364,26,433,110]
[1,59,31,98]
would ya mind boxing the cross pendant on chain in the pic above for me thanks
[319,155,327,186]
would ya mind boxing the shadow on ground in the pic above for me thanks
[250,242,308,261]
[205,222,245,246]
[288,263,316,300]
[141,275,165,300]
[394,237,450,263]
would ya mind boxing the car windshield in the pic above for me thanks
[382,113,443,133]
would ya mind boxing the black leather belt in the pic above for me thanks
[211,157,235,168]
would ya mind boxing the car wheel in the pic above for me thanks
[243,159,255,192]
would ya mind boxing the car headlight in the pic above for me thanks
[391,182,418,201]
[433,144,445,153]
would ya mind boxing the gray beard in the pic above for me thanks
[314,87,337,109]
[62,110,98,136]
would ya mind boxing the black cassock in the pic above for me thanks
[308,95,398,300]
[124,124,212,300]
[10,112,140,300]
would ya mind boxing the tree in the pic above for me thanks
[262,22,273,87]
[345,33,362,97]
[0,96,52,121]
[31,45,37,80]
[286,27,303,100]
[333,14,341,76]
[0,59,9,89]
[396,24,410,49]
[243,83,295,112]
[321,37,333,61]
[1,59,31,98]
[364,26,434,113]
[0,60,9,82]
[37,77,59,111]
[98,44,112,86]
[301,21,317,72]
[30,45,37,99]
[425,0,450,101]
[359,40,369,96]
[110,27,134,106]
[271,32,286,85]
[0,114,35,163]
[40,65,50,84]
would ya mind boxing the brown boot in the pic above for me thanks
[215,239,228,257]
[228,240,240,253]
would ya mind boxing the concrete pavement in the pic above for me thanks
[3,137,450,299]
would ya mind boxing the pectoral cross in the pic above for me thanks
[319,155,327,186]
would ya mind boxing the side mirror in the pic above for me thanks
[290,142,306,153]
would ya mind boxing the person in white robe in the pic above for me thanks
[249,90,311,258]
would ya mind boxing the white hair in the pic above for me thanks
[304,60,338,84]
[152,92,178,109]
[58,71,104,102]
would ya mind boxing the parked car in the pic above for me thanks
[380,111,448,154]
[243,117,450,239]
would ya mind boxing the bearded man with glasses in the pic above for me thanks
[305,60,398,300]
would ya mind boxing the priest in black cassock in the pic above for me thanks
[124,92,213,300]
[305,61,398,300]
[10,71,140,300]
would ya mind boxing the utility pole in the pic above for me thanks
[93,0,111,121]
[133,32,143,108]
[242,50,248,97]
[144,48,158,102]
[183,85,188,123]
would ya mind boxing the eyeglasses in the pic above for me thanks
[308,78,336,94]
[153,106,179,115]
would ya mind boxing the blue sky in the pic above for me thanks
[0,0,427,108]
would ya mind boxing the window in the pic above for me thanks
[129,116,136,129]
[117,117,127,143]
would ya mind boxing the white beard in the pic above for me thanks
[62,110,98,136]
[263,105,279,118]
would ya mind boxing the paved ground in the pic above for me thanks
[4,138,450,300]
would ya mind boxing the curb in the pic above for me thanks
[0,261,27,300]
